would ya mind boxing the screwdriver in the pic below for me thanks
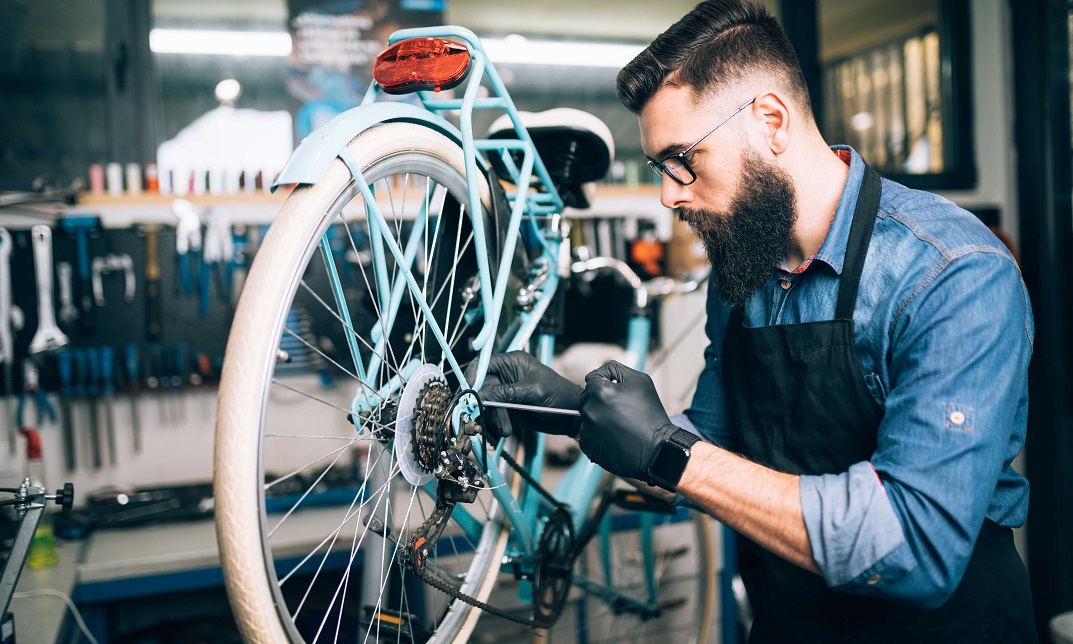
[125,343,142,452]
[56,350,76,472]
[100,346,118,465]
[481,400,581,416]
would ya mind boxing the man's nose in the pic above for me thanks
[660,178,691,209]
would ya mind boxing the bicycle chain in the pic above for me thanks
[404,420,575,630]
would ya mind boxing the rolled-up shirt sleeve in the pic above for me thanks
[799,250,1033,608]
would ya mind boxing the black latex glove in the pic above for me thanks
[578,360,679,482]
[469,351,582,437]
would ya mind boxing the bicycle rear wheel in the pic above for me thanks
[215,122,524,643]
[554,481,717,643]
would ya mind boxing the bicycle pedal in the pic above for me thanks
[359,607,430,643]
[610,489,677,515]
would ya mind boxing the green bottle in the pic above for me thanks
[20,427,58,569]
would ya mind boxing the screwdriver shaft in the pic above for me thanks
[481,400,581,416]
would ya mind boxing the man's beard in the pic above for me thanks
[678,152,798,307]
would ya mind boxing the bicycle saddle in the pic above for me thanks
[487,108,615,209]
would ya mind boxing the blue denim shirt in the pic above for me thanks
[672,146,1033,608]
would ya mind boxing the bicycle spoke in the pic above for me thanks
[279,454,402,587]
[283,326,360,381]
[270,378,360,417]
[297,279,402,387]
[267,437,368,539]
[336,213,407,381]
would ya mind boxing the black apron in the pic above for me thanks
[721,166,1036,643]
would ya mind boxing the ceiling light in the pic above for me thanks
[215,78,242,104]
[481,37,644,68]
[150,29,292,57]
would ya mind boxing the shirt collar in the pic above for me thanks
[811,145,866,276]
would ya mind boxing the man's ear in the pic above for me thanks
[754,91,791,155]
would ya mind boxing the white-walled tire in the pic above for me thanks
[214,122,521,643]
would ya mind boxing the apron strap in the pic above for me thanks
[835,165,883,320]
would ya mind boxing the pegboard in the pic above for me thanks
[2,223,237,396]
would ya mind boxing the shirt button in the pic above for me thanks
[950,411,965,425]
[779,279,792,290]
[866,573,881,585]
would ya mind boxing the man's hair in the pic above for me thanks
[616,0,813,120]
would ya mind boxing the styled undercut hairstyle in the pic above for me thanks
[616,0,813,120]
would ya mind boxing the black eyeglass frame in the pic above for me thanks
[646,97,757,186]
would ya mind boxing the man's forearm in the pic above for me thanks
[677,442,821,574]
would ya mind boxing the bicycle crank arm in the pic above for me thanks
[481,400,580,416]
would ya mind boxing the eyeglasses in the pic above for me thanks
[646,97,756,186]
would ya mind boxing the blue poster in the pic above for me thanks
[286,0,445,137]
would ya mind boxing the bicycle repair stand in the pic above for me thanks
[0,480,73,618]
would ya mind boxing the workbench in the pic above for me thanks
[10,517,223,643]
[9,508,345,643]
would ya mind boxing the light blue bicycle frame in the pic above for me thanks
[274,24,677,620]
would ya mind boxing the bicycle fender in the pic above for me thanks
[272,103,466,190]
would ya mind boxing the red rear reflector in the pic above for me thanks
[374,37,471,95]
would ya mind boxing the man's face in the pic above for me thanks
[640,87,798,306]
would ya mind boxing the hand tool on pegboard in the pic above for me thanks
[28,225,69,355]
[57,261,78,324]
[16,359,56,435]
[125,343,142,452]
[58,216,101,335]
[91,253,136,308]
[83,347,103,469]
[56,350,77,472]
[0,227,24,454]
[100,346,118,465]
[173,199,203,302]
[192,349,214,417]
[171,343,187,421]
[228,224,248,307]
[147,343,164,422]
[202,210,233,315]
[145,226,162,341]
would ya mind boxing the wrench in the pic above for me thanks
[28,225,69,354]
[57,262,78,323]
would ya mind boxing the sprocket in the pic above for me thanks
[532,508,575,622]
[412,378,451,471]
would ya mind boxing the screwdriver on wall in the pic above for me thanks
[147,344,163,422]
[56,350,77,472]
[145,226,162,342]
[100,346,118,465]
[125,343,142,452]
[173,343,187,421]
[84,347,103,469]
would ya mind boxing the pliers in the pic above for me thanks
[17,359,56,429]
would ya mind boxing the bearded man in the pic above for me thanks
[478,1,1036,641]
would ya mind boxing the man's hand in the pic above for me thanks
[470,351,582,437]
[578,360,678,482]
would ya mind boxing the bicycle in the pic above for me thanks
[213,26,717,643]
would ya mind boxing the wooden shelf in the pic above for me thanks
[62,183,667,229]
